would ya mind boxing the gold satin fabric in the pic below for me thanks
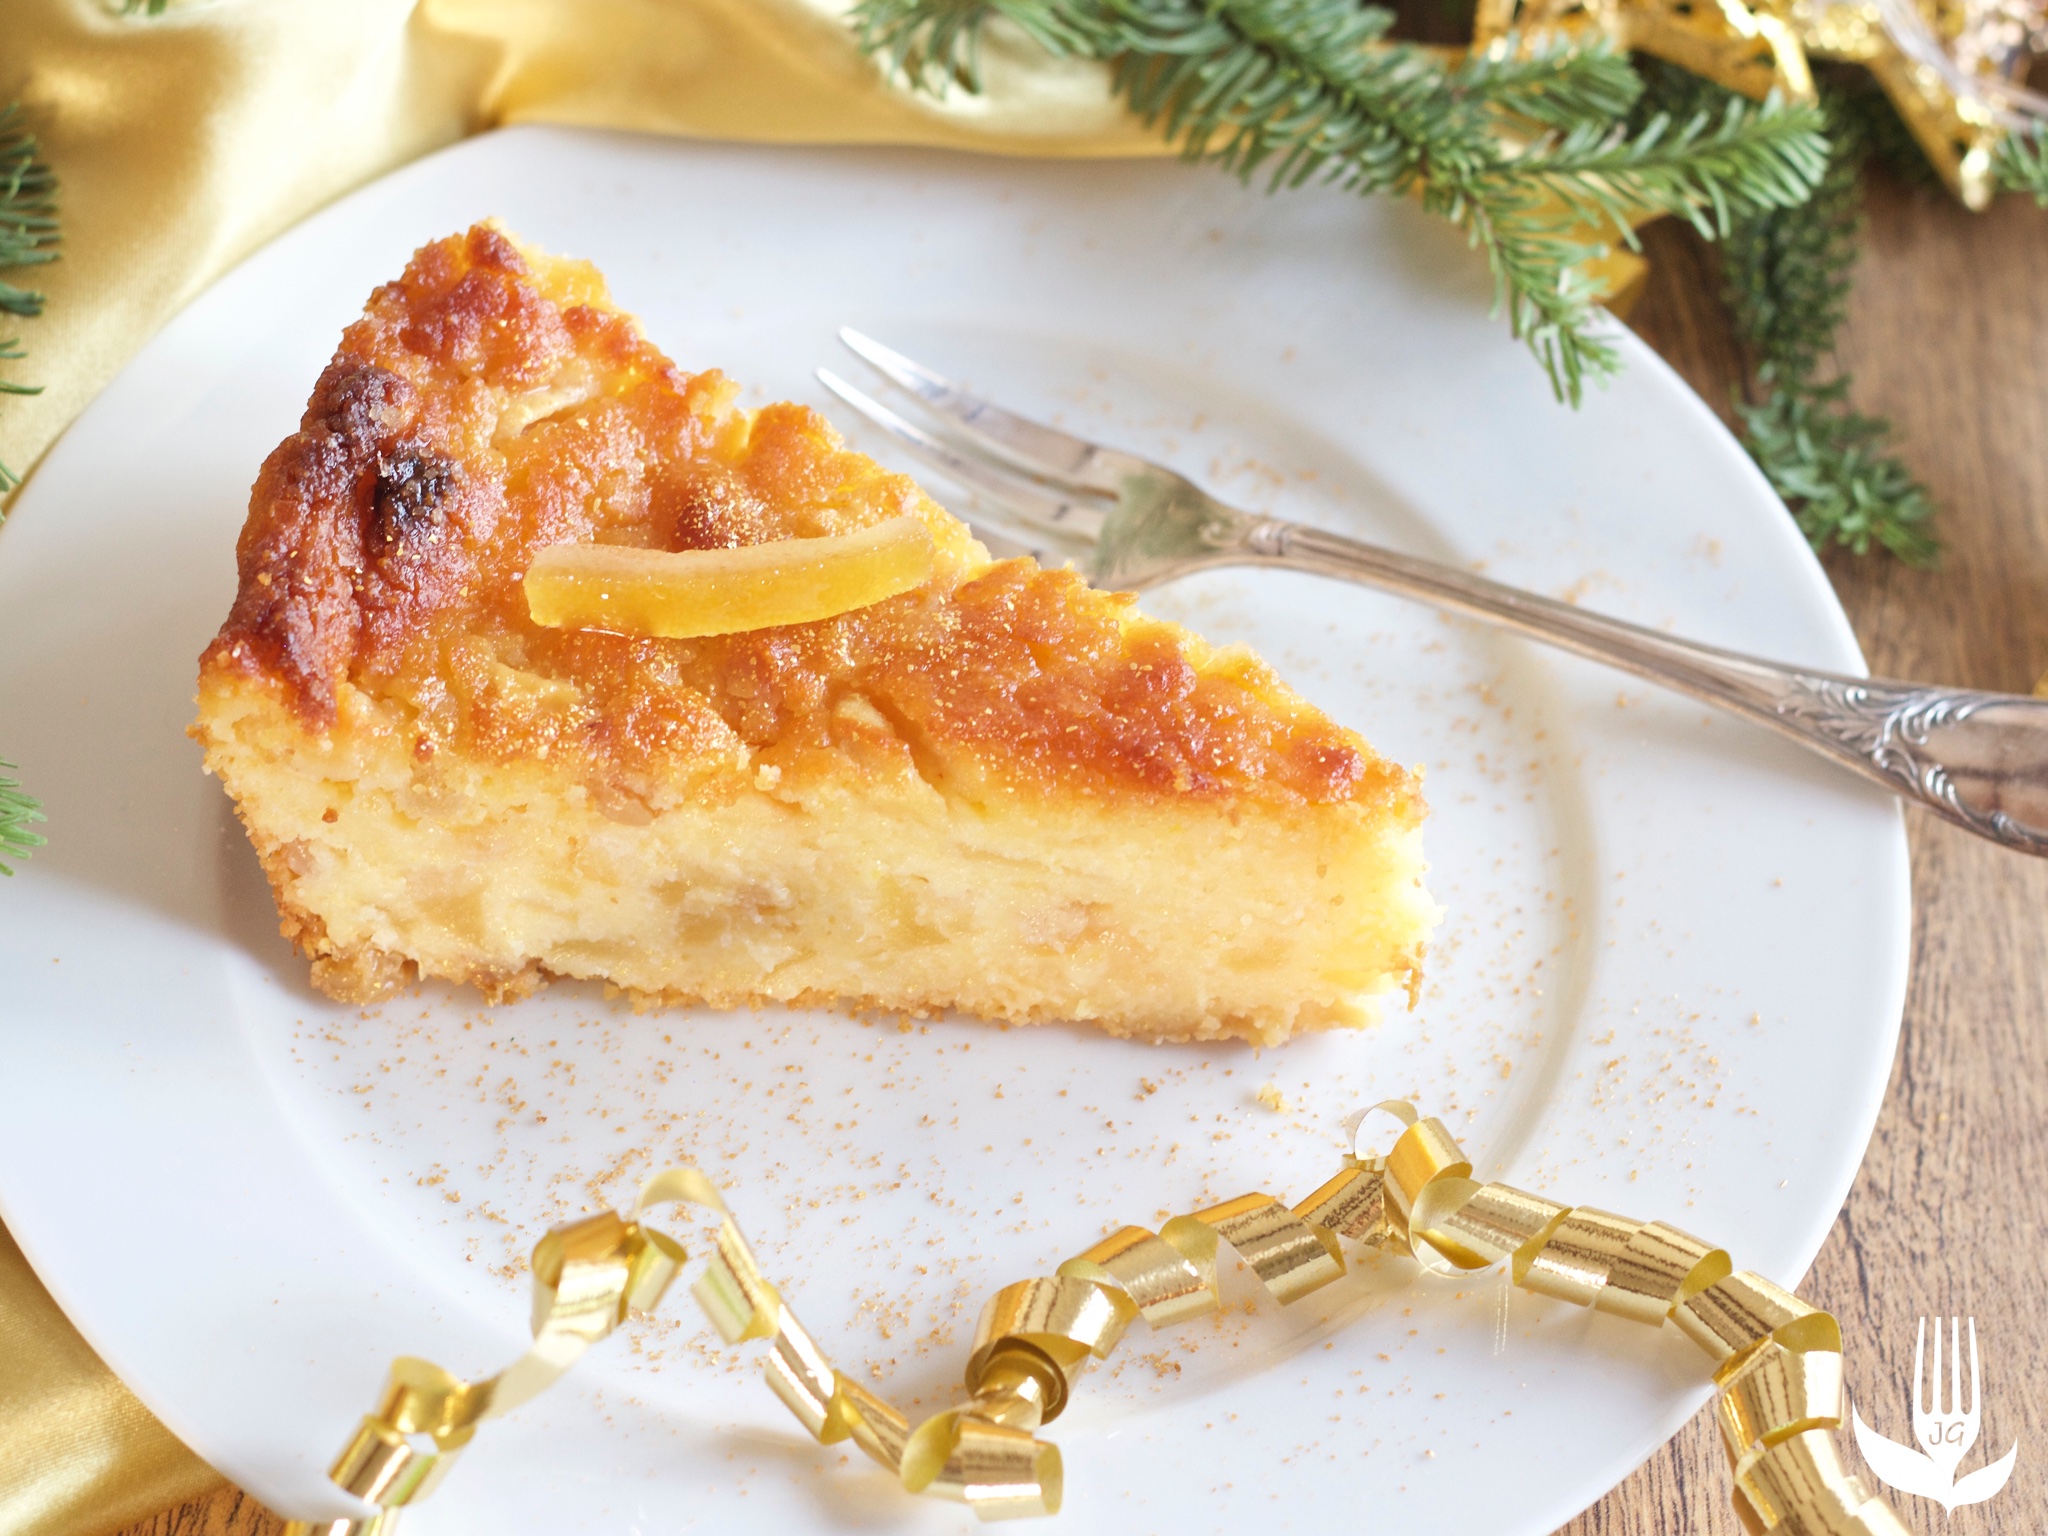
[0,1223,219,1534]
[0,4,1150,1532]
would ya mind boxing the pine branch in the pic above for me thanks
[0,104,57,320]
[1822,69,1934,187]
[0,109,51,869]
[1450,202,1619,401]
[1631,61,1937,564]
[1504,95,1829,242]
[1726,86,1938,564]
[1717,100,1861,382]
[1110,5,1444,195]
[1737,378,1936,562]
[1993,121,2048,204]
[0,759,42,876]
[850,0,1828,405]
[854,0,1104,91]
[1451,33,1640,129]
[0,102,55,493]
[0,337,42,397]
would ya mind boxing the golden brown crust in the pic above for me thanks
[201,223,1421,816]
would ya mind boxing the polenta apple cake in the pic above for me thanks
[193,223,1438,1044]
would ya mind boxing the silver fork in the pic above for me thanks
[1913,1316,1981,1478]
[818,330,2048,857]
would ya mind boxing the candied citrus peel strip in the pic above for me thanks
[524,515,935,639]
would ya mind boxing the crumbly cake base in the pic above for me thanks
[199,672,1434,1046]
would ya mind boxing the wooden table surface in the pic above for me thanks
[119,170,2048,1536]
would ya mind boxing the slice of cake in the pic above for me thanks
[193,223,1437,1044]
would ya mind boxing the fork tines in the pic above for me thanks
[817,331,1118,558]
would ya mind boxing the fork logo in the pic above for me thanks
[1852,1317,2020,1514]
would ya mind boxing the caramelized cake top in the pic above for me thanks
[201,224,1421,814]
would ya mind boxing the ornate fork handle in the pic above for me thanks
[1241,518,2048,855]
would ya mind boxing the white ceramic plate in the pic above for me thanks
[0,126,1907,1536]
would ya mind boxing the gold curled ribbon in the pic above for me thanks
[288,1106,1909,1535]
[282,1164,917,1534]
